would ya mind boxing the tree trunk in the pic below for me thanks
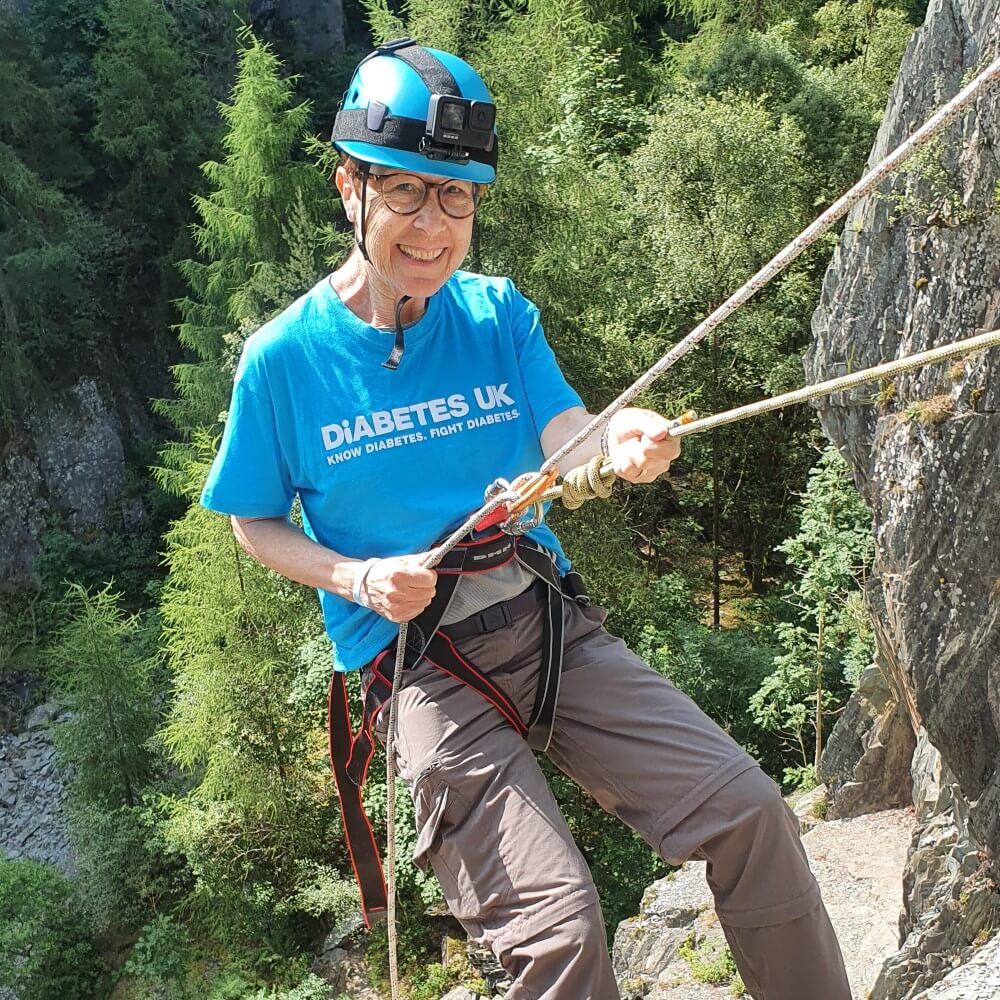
[711,328,721,628]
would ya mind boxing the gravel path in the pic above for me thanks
[805,809,914,993]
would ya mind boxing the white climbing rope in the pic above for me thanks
[383,488,520,999]
[540,328,1000,506]
[535,53,1000,479]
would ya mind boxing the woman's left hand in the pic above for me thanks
[606,408,682,484]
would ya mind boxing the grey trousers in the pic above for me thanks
[374,595,850,1000]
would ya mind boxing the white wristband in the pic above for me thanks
[351,558,378,607]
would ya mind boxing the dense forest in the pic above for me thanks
[0,0,928,996]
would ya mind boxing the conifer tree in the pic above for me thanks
[0,8,107,429]
[158,441,348,947]
[158,26,334,473]
[91,0,217,318]
[154,30,347,947]
[47,584,161,808]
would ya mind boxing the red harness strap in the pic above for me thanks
[326,529,524,925]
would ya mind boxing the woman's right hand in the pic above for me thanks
[358,554,438,623]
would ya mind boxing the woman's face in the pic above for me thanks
[336,163,477,300]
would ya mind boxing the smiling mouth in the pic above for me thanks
[399,245,445,262]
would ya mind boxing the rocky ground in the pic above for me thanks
[613,803,915,1000]
[0,698,73,873]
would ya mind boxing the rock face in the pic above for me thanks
[807,0,1000,850]
[820,662,915,819]
[0,700,73,873]
[808,0,1000,995]
[911,931,1000,999]
[250,0,345,63]
[0,377,141,585]
[613,860,714,993]
[869,731,1000,1000]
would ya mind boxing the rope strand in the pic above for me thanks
[383,489,520,999]
[537,54,1000,478]
[541,328,1000,507]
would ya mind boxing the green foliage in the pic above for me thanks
[0,859,105,1000]
[34,517,162,609]
[750,446,874,772]
[43,585,184,934]
[157,442,340,950]
[406,962,465,1000]
[0,9,109,426]
[679,933,739,985]
[888,135,976,226]
[245,972,334,1000]
[91,0,218,322]
[47,583,163,808]
[122,913,197,1000]
[622,88,819,594]
[782,762,818,791]
[0,586,43,675]
[68,797,190,933]
[159,27,335,452]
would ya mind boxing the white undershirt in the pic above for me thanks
[438,559,536,626]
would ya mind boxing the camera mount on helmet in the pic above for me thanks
[331,38,498,176]
[421,94,496,163]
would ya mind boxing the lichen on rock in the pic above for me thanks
[808,0,1000,994]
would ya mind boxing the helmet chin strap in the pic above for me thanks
[353,163,414,371]
[355,161,372,264]
[383,295,410,371]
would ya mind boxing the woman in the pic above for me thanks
[201,39,850,1000]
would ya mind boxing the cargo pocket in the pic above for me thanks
[410,758,514,921]
[412,760,448,872]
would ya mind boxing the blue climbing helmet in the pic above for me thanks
[331,38,498,184]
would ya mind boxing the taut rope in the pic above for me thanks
[544,329,1000,507]
[532,54,1000,484]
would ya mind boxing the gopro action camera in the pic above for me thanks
[423,95,496,160]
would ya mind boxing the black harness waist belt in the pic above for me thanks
[326,531,589,926]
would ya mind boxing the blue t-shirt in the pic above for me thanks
[201,271,584,671]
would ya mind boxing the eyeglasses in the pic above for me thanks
[368,171,481,219]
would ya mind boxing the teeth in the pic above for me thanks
[400,245,444,261]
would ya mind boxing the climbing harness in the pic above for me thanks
[327,531,589,926]
[325,54,1000,999]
